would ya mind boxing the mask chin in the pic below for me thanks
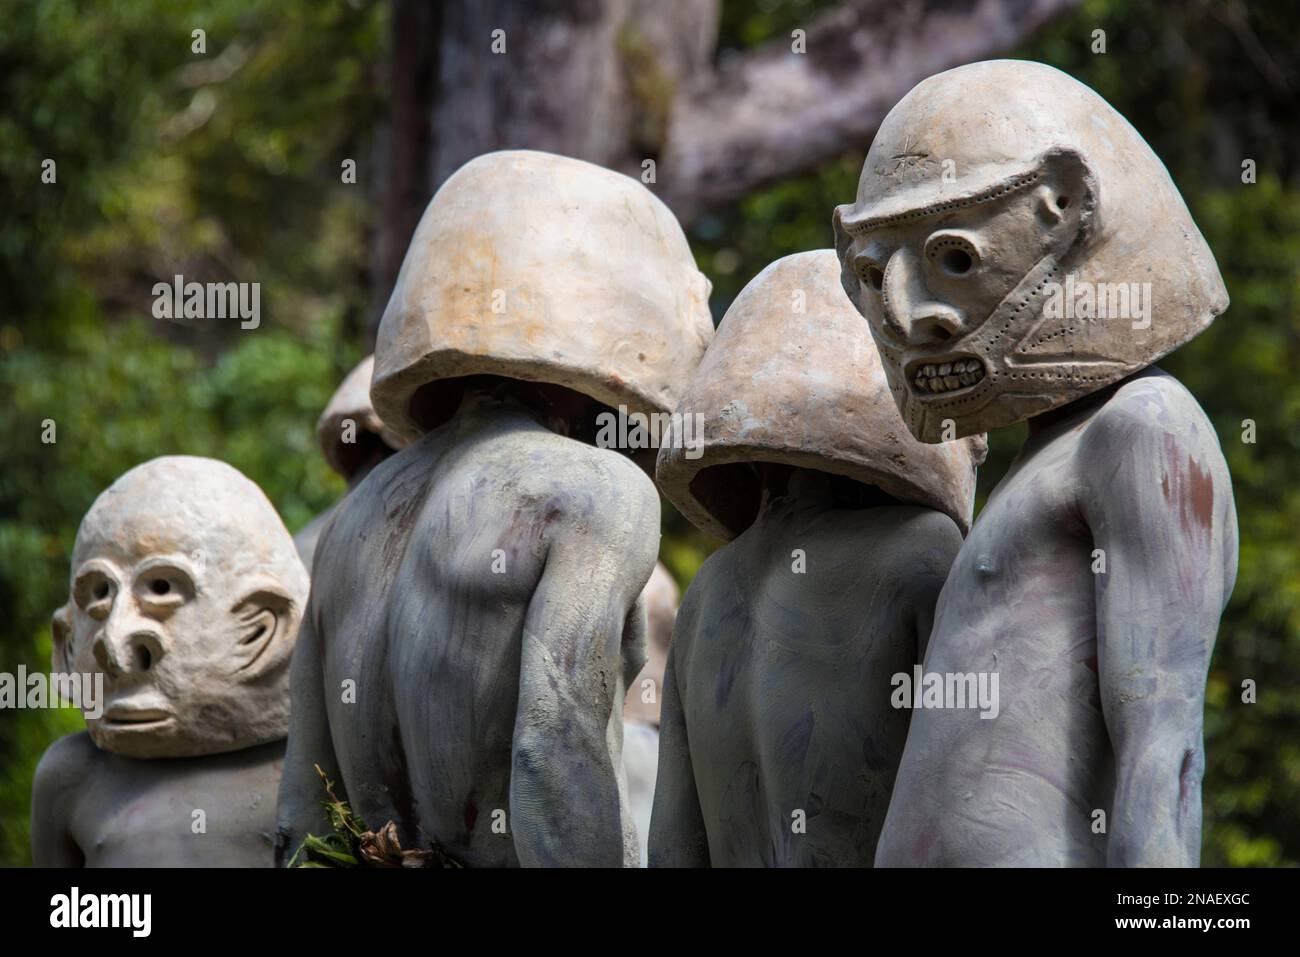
[87,712,178,757]
[92,695,279,758]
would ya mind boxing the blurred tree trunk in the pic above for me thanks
[370,0,1080,330]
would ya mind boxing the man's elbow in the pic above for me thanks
[1107,740,1204,866]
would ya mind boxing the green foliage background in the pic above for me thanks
[1,0,1296,865]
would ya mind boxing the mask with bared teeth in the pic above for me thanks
[833,60,1227,442]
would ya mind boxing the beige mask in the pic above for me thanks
[657,250,985,539]
[52,456,309,758]
[833,60,1227,442]
[371,150,714,442]
[317,355,407,481]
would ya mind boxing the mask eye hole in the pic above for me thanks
[926,233,980,278]
[135,563,195,611]
[74,568,117,619]
[941,248,972,275]
[854,254,885,293]
[1057,194,1071,209]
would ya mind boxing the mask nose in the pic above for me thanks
[882,248,966,346]
[93,607,164,677]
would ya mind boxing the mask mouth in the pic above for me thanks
[906,354,986,396]
[102,700,172,729]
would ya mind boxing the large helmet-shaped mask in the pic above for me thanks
[317,355,407,481]
[657,250,985,539]
[371,150,714,443]
[833,60,1227,442]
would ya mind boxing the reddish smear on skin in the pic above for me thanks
[1160,436,1215,535]
[1179,749,1196,803]
[1186,457,1215,531]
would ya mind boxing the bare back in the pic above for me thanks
[651,501,960,866]
[279,401,660,867]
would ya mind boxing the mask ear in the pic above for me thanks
[832,204,864,314]
[1032,147,1099,249]
[229,585,298,678]
[690,268,713,307]
[51,603,73,680]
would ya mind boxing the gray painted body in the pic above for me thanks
[276,395,659,867]
[876,368,1237,866]
[650,477,961,866]
[31,731,282,867]
[293,500,338,572]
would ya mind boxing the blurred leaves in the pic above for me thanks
[0,0,381,865]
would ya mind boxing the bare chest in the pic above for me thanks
[72,756,280,867]
[930,429,1099,673]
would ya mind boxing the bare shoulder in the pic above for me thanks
[855,505,964,602]
[33,731,98,802]
[674,546,730,629]
[520,437,661,542]
[686,545,729,595]
[534,435,658,497]
[666,550,730,669]
[822,504,964,578]
[313,443,433,578]
[1076,368,1236,565]
[881,505,964,561]
[1079,368,1226,468]
[331,442,421,529]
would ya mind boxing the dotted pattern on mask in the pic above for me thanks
[926,236,975,260]
[840,172,1041,236]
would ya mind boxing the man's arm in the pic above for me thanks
[509,489,658,868]
[1079,380,1237,866]
[274,607,343,866]
[31,733,90,867]
[905,510,964,667]
[647,622,710,867]
[621,593,649,696]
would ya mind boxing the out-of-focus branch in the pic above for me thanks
[658,0,1083,223]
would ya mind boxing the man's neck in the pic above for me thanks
[757,468,898,517]
[455,387,543,423]
[1025,366,1155,437]
[759,468,834,515]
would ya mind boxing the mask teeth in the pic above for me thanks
[913,359,986,394]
